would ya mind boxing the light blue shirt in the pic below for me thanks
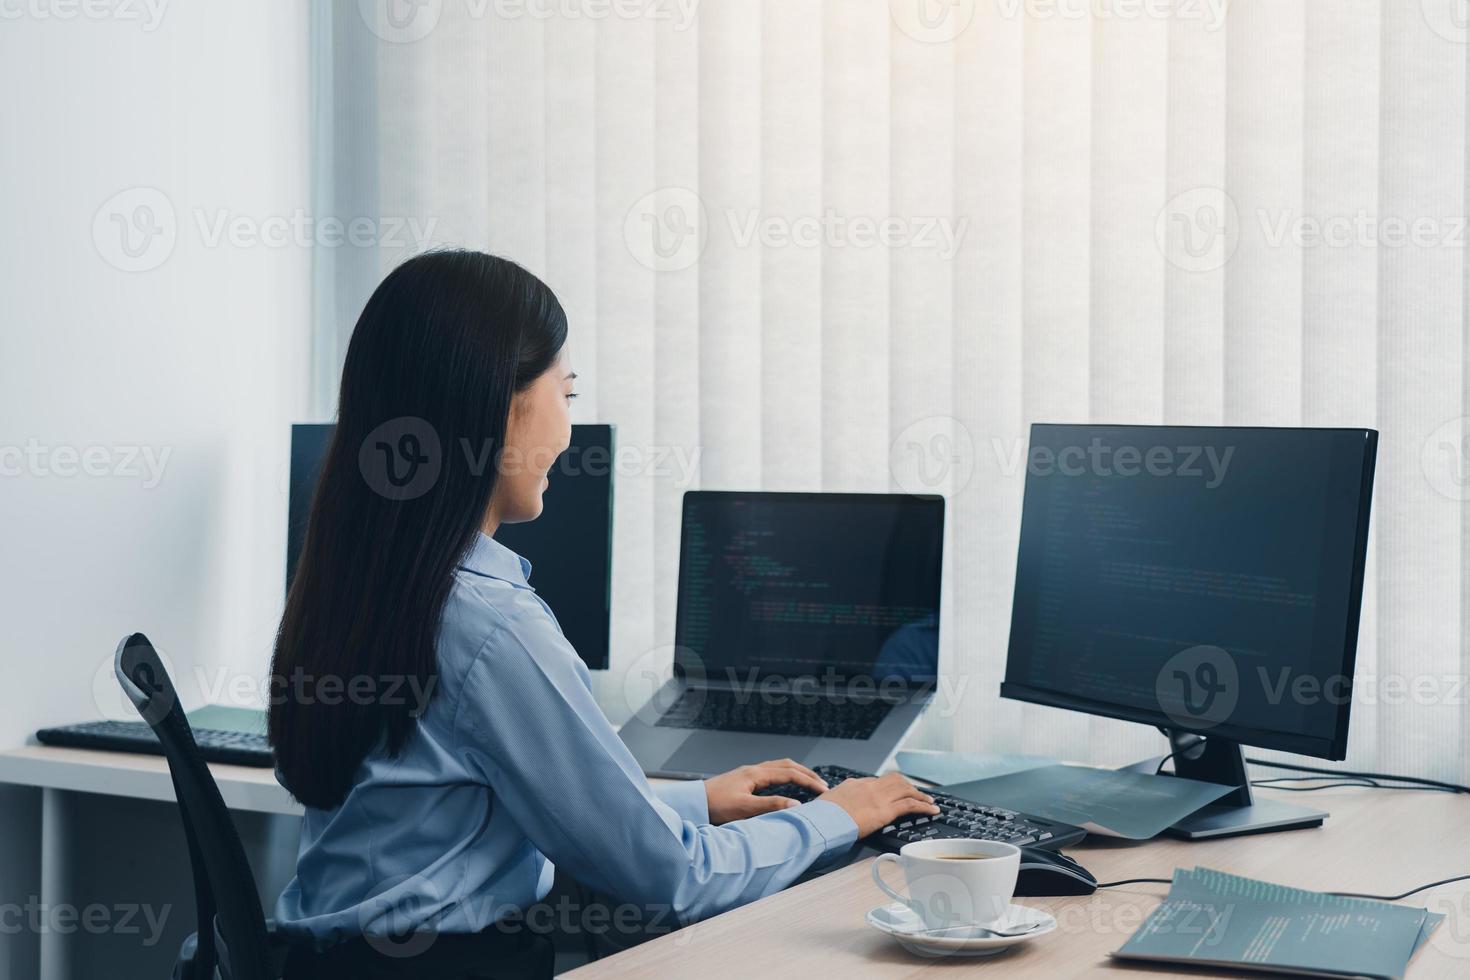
[274,532,858,944]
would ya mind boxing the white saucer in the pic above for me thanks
[866,902,1056,958]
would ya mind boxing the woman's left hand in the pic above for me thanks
[703,759,830,824]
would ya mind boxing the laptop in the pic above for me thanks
[619,491,945,778]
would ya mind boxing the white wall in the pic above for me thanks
[0,1,313,735]
[0,3,312,967]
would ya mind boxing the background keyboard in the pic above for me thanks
[36,719,274,768]
[655,689,893,739]
[755,764,1086,852]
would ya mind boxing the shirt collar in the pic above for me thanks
[459,532,532,585]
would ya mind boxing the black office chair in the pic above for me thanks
[114,632,289,980]
[115,633,554,980]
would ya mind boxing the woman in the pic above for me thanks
[269,250,938,975]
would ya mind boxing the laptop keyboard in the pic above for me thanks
[654,688,894,740]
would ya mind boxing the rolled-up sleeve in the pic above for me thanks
[452,590,858,924]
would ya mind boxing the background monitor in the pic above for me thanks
[1001,424,1376,761]
[287,423,615,670]
[673,491,945,687]
[286,423,333,590]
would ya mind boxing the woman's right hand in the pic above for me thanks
[816,772,940,838]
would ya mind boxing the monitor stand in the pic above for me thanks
[1160,730,1327,840]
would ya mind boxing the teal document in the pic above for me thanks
[1113,867,1444,979]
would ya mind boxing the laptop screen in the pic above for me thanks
[673,492,944,688]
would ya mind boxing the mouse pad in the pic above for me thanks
[661,734,820,778]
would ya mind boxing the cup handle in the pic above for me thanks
[871,854,916,911]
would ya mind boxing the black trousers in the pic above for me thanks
[282,928,554,980]
[278,868,685,977]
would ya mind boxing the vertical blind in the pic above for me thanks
[320,0,1468,781]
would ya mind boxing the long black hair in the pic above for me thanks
[270,250,567,809]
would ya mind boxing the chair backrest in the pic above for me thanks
[114,633,276,980]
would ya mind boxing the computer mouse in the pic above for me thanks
[1014,846,1097,896]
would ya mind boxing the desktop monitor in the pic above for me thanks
[287,423,615,670]
[1001,424,1377,837]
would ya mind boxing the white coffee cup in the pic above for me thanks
[870,838,1020,930]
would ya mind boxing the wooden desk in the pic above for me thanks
[566,785,1470,978]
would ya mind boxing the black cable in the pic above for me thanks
[1155,757,1468,794]
[1250,776,1459,794]
[1097,873,1470,901]
[1246,775,1370,787]
[1251,775,1373,784]
[1244,758,1470,795]
[1256,780,1386,792]
[1152,729,1204,777]
[1328,874,1470,902]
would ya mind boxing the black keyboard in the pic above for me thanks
[654,688,894,740]
[36,719,274,768]
[755,765,1086,852]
